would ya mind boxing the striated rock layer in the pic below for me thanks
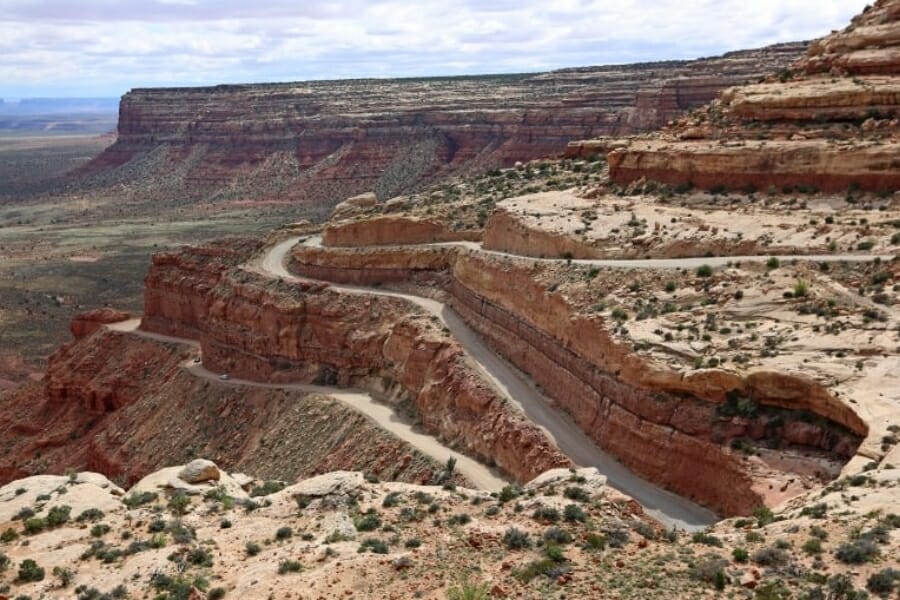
[290,243,864,515]
[81,44,804,207]
[0,326,450,488]
[575,0,900,193]
[140,243,570,484]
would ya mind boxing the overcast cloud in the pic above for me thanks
[0,0,866,98]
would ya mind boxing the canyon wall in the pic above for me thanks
[0,326,450,487]
[142,255,571,484]
[80,44,804,207]
[596,0,900,192]
[290,243,865,515]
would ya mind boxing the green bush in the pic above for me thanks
[502,527,531,550]
[17,559,45,583]
[836,538,880,564]
[732,547,749,563]
[250,481,286,497]
[697,264,713,278]
[1,528,19,543]
[277,560,303,574]
[766,257,780,269]
[245,542,262,556]
[357,538,389,554]
[563,504,586,523]
[354,512,381,532]
[122,491,158,508]
[275,527,293,541]
[76,508,105,522]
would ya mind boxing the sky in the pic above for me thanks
[0,0,867,99]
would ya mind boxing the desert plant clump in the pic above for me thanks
[447,577,490,600]
[277,560,303,574]
[503,527,531,550]
[357,538,389,554]
[17,558,45,583]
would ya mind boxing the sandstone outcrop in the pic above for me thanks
[0,323,461,488]
[322,216,479,247]
[289,239,865,515]
[143,256,571,484]
[79,44,804,207]
[576,0,900,193]
[69,308,131,339]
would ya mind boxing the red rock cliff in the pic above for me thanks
[81,44,804,208]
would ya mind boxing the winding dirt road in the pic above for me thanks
[106,319,508,492]
[260,237,723,530]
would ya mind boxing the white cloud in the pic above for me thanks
[0,0,868,97]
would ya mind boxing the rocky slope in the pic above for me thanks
[570,0,900,193]
[0,461,897,600]
[0,324,454,490]
[81,44,804,210]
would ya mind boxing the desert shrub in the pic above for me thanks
[752,546,790,566]
[531,506,560,523]
[277,560,303,574]
[354,512,381,532]
[446,578,490,600]
[800,503,827,519]
[208,588,227,600]
[503,527,531,550]
[514,558,569,583]
[497,485,521,504]
[122,491,158,508]
[245,542,262,556]
[23,518,46,535]
[12,507,34,521]
[835,538,880,564]
[0,528,17,543]
[184,547,212,568]
[17,559,45,583]
[357,538,389,554]
[45,505,71,527]
[755,579,792,600]
[168,492,190,515]
[543,527,573,545]
[275,526,293,541]
[52,566,74,587]
[0,552,9,572]
[754,506,776,526]
[605,524,631,548]
[563,504,586,523]
[76,508,105,522]
[250,481,285,497]
[690,554,729,588]
[583,533,606,551]
[802,537,823,555]
[733,547,749,563]
[563,486,590,502]
[90,523,111,538]
[404,538,421,549]
[767,257,780,269]
[866,568,900,595]
[633,521,656,540]
[448,513,471,526]
[692,531,723,547]
[382,492,402,508]
[697,264,713,277]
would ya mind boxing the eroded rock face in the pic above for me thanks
[323,216,480,247]
[70,308,131,339]
[289,242,865,515]
[157,265,571,484]
[79,45,804,207]
[582,0,900,193]
[0,324,456,488]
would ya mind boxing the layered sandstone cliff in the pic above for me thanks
[291,241,865,516]
[574,0,900,193]
[80,44,804,208]
[0,322,464,488]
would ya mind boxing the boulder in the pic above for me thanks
[178,459,220,484]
